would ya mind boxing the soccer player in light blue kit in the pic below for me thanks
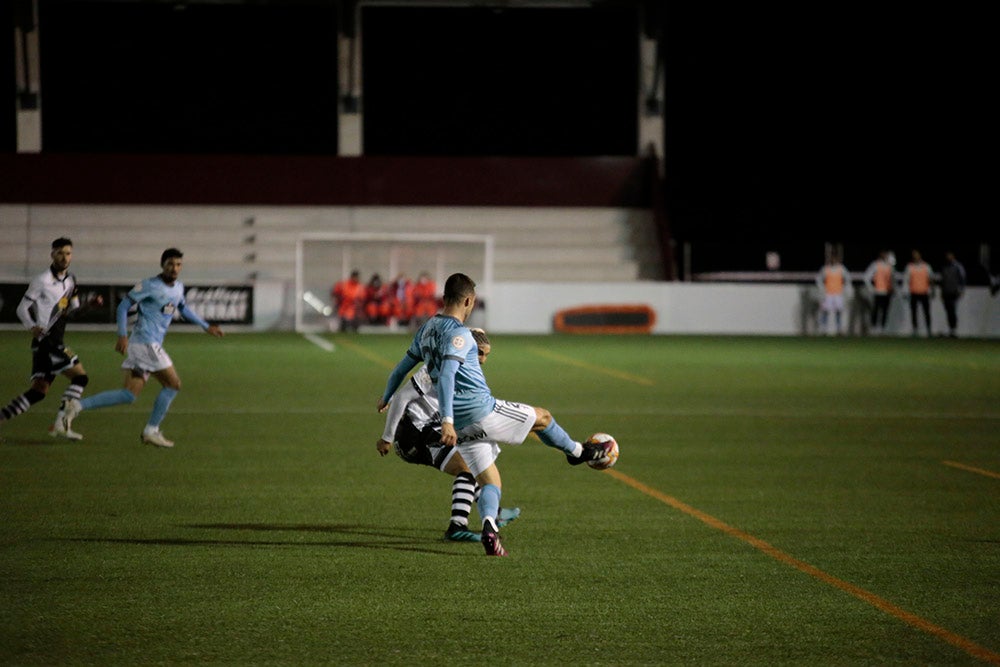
[62,248,224,447]
[378,273,608,556]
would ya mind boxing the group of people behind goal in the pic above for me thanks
[331,270,442,332]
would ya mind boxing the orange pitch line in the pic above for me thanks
[605,468,1000,665]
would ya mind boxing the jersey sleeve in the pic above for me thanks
[15,277,44,329]
[116,293,136,336]
[381,354,420,405]
[381,379,421,442]
[436,358,460,422]
[178,302,210,330]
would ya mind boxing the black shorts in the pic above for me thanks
[393,416,454,471]
[30,341,79,382]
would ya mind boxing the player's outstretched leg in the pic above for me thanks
[566,439,611,466]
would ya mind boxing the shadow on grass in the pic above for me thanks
[1,437,73,447]
[61,523,470,556]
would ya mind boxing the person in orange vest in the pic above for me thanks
[815,251,851,335]
[331,270,364,332]
[863,250,896,335]
[363,273,391,325]
[410,271,440,328]
[902,249,933,337]
[385,273,414,327]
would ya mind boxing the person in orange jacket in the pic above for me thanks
[410,271,440,327]
[385,273,414,326]
[363,273,391,325]
[332,270,364,332]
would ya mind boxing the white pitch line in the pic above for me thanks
[303,333,336,352]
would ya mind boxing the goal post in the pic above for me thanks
[295,232,494,333]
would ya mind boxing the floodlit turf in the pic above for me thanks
[1,330,998,665]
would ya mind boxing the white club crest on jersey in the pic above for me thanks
[452,335,466,349]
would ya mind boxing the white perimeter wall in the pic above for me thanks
[3,203,998,337]
[250,279,1000,337]
[480,282,1000,337]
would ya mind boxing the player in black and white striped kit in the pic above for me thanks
[0,238,99,441]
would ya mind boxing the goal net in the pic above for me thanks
[295,232,494,333]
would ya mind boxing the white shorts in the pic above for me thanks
[454,399,535,476]
[821,294,845,312]
[458,399,536,447]
[121,342,173,379]
[454,440,502,478]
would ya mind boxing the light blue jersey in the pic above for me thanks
[382,314,494,429]
[117,275,210,344]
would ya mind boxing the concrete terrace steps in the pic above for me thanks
[0,205,661,283]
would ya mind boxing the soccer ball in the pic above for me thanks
[586,433,619,470]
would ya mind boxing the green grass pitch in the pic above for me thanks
[1,330,998,665]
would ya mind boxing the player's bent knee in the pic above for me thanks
[532,407,553,431]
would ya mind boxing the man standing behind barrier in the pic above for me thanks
[903,249,933,337]
[863,250,895,335]
[816,251,851,336]
[939,251,966,338]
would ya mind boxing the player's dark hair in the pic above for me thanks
[161,248,183,266]
[51,237,72,249]
[470,327,490,348]
[443,273,476,305]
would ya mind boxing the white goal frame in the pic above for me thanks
[294,232,494,333]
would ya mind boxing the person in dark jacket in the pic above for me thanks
[939,251,966,338]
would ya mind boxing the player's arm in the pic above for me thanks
[179,303,224,338]
[436,358,461,446]
[378,353,420,412]
[114,294,136,354]
[66,288,103,317]
[15,286,43,338]
[862,263,874,290]
[376,380,420,456]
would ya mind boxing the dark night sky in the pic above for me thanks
[660,2,993,247]
[19,1,996,265]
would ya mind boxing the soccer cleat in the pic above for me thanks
[51,402,84,441]
[497,507,521,528]
[444,522,481,542]
[566,442,607,466]
[481,519,508,557]
[141,429,174,448]
[49,420,84,441]
[61,398,83,433]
